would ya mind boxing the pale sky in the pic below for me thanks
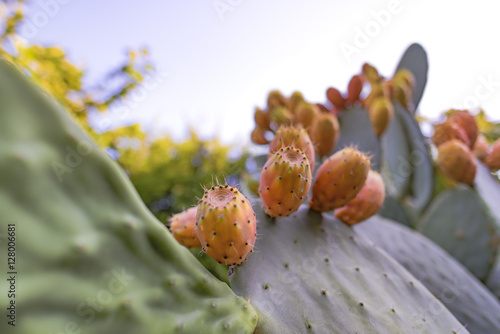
[20,0,500,146]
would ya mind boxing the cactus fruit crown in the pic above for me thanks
[196,183,257,266]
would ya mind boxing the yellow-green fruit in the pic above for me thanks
[393,69,416,90]
[310,147,371,212]
[334,170,385,225]
[362,63,381,84]
[368,97,394,137]
[447,110,478,148]
[386,79,412,109]
[473,134,490,161]
[438,139,477,186]
[196,185,257,265]
[432,121,470,148]
[169,207,201,248]
[294,102,318,129]
[269,106,293,127]
[267,90,287,110]
[485,139,500,171]
[287,91,305,114]
[310,112,340,158]
[364,83,388,109]
[251,127,269,145]
[259,147,312,217]
[269,126,316,171]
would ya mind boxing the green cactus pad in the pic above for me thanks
[337,106,380,169]
[416,186,499,281]
[396,104,433,212]
[377,196,412,227]
[395,43,428,111]
[230,204,467,333]
[381,107,411,198]
[475,162,500,297]
[0,59,257,334]
[356,216,500,334]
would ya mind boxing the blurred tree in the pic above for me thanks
[0,0,247,219]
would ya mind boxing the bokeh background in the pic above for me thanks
[1,0,499,220]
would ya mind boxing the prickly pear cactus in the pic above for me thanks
[416,187,499,281]
[356,216,500,334]
[230,204,468,333]
[0,59,257,334]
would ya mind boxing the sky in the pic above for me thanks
[18,0,500,147]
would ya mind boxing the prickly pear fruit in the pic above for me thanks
[473,134,489,161]
[196,184,257,265]
[386,79,412,109]
[326,87,346,111]
[267,90,287,110]
[368,97,394,137]
[269,106,293,127]
[334,170,385,225]
[259,147,312,217]
[294,102,318,128]
[362,63,380,84]
[251,127,269,145]
[364,82,388,109]
[269,126,316,171]
[432,121,470,148]
[485,139,500,171]
[437,139,477,186]
[447,110,478,148]
[393,69,415,91]
[310,147,371,212]
[287,91,305,114]
[346,75,363,105]
[254,107,271,130]
[310,112,340,158]
[169,207,201,248]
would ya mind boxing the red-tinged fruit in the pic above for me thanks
[368,97,394,137]
[485,139,500,171]
[334,170,386,225]
[259,146,312,217]
[447,110,478,148]
[294,102,318,129]
[432,121,470,148]
[269,126,316,171]
[346,75,363,105]
[473,134,489,161]
[196,184,257,265]
[169,207,201,248]
[251,127,269,145]
[326,87,346,111]
[254,108,271,130]
[310,112,340,158]
[310,147,371,212]
[437,139,477,186]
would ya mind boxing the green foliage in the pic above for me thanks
[0,59,257,334]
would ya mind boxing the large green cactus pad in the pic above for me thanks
[230,204,467,333]
[416,186,499,281]
[0,59,257,334]
[356,216,500,334]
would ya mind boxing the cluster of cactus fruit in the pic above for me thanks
[4,44,500,334]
